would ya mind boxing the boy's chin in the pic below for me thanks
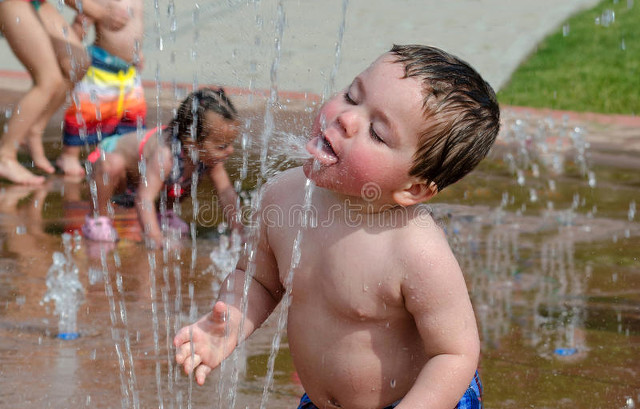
[302,159,315,179]
[302,160,328,186]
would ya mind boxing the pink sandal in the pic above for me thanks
[81,215,119,242]
[158,210,189,235]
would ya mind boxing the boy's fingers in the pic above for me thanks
[195,364,213,385]
[183,354,203,374]
[174,344,189,364]
[212,301,228,322]
[173,328,192,349]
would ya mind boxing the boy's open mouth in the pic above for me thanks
[306,134,338,165]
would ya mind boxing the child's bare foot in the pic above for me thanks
[32,155,55,174]
[22,138,55,174]
[0,157,46,185]
[55,154,85,177]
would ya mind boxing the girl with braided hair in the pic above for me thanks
[82,87,241,248]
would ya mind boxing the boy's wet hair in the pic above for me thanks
[167,87,238,144]
[390,44,500,192]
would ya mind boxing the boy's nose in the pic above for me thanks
[337,109,360,138]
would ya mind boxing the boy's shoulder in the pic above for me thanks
[262,167,306,201]
[388,204,454,257]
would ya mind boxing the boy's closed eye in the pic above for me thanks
[343,89,386,145]
[344,91,356,105]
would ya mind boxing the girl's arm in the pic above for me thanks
[63,0,129,31]
[207,162,242,231]
[135,146,172,248]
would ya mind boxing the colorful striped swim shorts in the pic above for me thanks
[63,45,147,146]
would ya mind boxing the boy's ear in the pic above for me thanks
[392,180,438,206]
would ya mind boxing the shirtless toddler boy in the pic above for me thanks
[56,0,146,176]
[174,44,500,409]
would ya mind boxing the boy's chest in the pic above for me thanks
[271,224,406,320]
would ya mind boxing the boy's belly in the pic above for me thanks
[287,305,426,409]
[95,28,143,64]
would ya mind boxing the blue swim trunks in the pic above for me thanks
[297,371,482,409]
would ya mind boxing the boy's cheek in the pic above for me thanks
[312,99,341,134]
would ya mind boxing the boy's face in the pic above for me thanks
[304,53,426,205]
[196,111,239,166]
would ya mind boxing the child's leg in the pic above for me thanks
[38,2,90,84]
[24,113,57,174]
[36,2,90,175]
[56,145,86,176]
[90,153,127,216]
[0,1,64,184]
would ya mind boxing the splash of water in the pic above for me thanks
[258,2,348,407]
[42,234,84,340]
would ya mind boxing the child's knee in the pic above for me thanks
[36,73,66,100]
[57,47,90,84]
[69,46,91,82]
[102,155,126,178]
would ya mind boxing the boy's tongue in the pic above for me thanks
[306,135,338,165]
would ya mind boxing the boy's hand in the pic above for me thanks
[174,301,237,385]
[71,14,94,39]
[101,1,130,31]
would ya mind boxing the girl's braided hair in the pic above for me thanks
[166,87,238,145]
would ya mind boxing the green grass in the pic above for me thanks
[498,0,639,115]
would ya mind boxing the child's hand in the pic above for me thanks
[71,14,94,39]
[144,233,165,250]
[101,0,130,31]
[174,301,237,385]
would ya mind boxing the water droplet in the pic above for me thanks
[588,171,596,188]
[531,163,540,178]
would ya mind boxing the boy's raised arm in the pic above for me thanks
[396,232,480,409]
